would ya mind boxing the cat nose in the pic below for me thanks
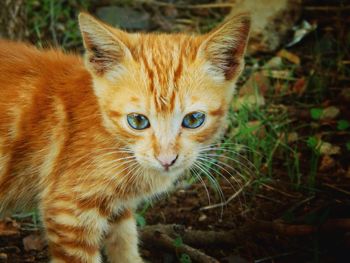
[156,154,178,171]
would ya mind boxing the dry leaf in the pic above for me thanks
[239,71,270,96]
[235,71,267,110]
[319,155,335,172]
[277,49,301,65]
[264,56,284,69]
[319,142,341,155]
[292,78,307,96]
[320,106,340,120]
[287,132,299,143]
[262,69,293,80]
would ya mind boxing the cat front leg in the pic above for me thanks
[104,208,144,263]
[41,197,108,263]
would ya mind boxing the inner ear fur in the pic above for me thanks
[78,12,133,76]
[199,13,251,81]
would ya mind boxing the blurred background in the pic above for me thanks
[0,0,349,262]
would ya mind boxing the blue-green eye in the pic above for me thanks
[127,113,150,130]
[182,112,206,129]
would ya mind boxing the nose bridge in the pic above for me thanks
[154,120,178,155]
[158,133,176,154]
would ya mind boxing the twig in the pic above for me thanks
[200,179,252,211]
[254,251,296,263]
[262,183,301,198]
[304,5,350,11]
[151,1,234,9]
[141,226,219,263]
[141,219,350,249]
[322,183,350,196]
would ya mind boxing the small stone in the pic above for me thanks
[23,234,47,252]
[96,6,151,30]
[198,214,207,222]
[0,253,7,260]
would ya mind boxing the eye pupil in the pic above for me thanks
[182,112,205,129]
[127,113,150,130]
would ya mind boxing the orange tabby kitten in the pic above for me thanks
[0,13,250,263]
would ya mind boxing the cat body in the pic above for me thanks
[0,13,250,263]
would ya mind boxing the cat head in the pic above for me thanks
[78,13,250,178]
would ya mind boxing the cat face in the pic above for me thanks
[79,13,250,177]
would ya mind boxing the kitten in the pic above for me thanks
[0,12,250,263]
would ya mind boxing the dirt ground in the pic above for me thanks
[0,0,349,262]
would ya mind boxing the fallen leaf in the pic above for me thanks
[23,234,47,251]
[264,56,284,69]
[234,94,265,110]
[321,106,340,120]
[292,77,307,96]
[319,142,341,155]
[262,69,293,80]
[319,155,335,172]
[286,20,317,47]
[340,88,350,102]
[277,49,301,64]
[287,132,299,143]
[235,71,267,110]
[239,71,270,96]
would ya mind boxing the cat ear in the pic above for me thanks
[78,13,133,76]
[198,13,251,81]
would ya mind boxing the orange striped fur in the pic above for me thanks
[0,12,250,263]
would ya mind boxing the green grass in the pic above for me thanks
[26,0,89,49]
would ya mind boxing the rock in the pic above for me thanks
[96,6,151,30]
[229,0,301,54]
[23,234,47,252]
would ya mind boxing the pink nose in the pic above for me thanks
[156,154,178,171]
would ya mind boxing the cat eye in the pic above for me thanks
[182,112,206,129]
[127,113,150,130]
